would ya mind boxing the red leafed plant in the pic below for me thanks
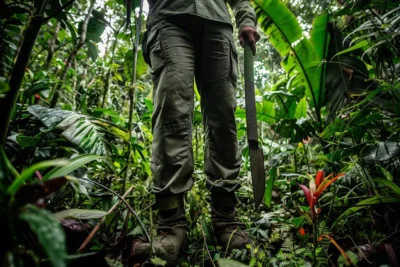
[298,170,345,266]
[299,171,344,221]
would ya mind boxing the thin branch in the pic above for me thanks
[76,186,134,252]
[77,177,150,242]
[41,0,77,23]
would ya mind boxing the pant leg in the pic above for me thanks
[147,18,196,196]
[194,20,241,193]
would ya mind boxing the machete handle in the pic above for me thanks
[243,43,258,144]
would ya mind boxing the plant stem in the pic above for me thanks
[76,186,134,252]
[312,221,318,267]
[101,20,126,108]
[123,0,144,192]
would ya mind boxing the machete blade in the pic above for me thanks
[243,44,266,210]
[250,147,265,209]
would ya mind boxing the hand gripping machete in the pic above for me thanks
[244,43,265,210]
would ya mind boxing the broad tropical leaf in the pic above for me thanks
[20,205,67,267]
[264,166,277,208]
[254,1,330,119]
[363,142,400,162]
[43,154,102,180]
[83,11,106,43]
[124,49,148,81]
[28,105,128,156]
[325,25,375,120]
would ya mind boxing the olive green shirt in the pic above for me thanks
[147,0,257,30]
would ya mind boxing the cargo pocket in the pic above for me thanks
[146,24,165,74]
[142,30,151,65]
[152,122,190,164]
[229,39,239,86]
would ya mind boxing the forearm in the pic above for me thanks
[227,0,257,30]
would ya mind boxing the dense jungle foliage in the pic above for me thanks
[1,0,400,266]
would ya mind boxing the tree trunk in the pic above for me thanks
[0,14,43,145]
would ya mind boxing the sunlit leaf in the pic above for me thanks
[43,154,102,180]
[217,258,248,267]
[54,209,107,220]
[264,166,277,208]
[338,251,358,266]
[373,178,400,196]
[332,40,369,58]
[28,105,118,156]
[295,97,307,119]
[150,257,167,266]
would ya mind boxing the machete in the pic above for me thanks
[243,43,265,210]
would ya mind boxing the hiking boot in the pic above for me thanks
[133,195,188,264]
[211,192,252,250]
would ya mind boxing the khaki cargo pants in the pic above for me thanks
[144,15,241,198]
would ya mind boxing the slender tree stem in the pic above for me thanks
[76,186,134,252]
[0,0,48,145]
[312,221,318,267]
[123,0,144,192]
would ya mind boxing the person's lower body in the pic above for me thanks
[135,15,251,264]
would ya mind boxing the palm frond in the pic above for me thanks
[28,105,128,156]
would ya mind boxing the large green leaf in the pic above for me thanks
[325,25,373,120]
[256,99,275,124]
[84,12,106,43]
[28,105,126,156]
[310,13,330,107]
[85,40,98,61]
[254,1,330,117]
[124,50,148,81]
[43,154,102,180]
[254,0,302,49]
[363,142,400,162]
[295,97,307,119]
[264,166,277,208]
[20,205,67,267]
[373,178,400,196]
[28,105,75,128]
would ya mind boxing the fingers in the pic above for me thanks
[239,35,245,48]
[249,32,257,55]
[239,27,260,55]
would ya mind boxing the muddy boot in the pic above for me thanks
[211,192,252,250]
[133,195,188,264]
